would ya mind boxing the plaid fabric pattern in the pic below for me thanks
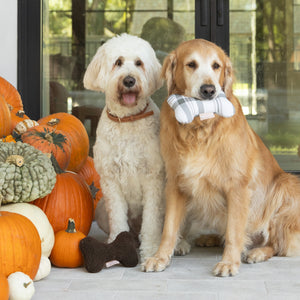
[167,91,235,124]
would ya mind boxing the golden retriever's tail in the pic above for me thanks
[267,172,300,256]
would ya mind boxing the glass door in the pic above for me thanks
[42,0,195,153]
[230,0,300,170]
[41,0,300,170]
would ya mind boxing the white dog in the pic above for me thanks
[83,34,165,262]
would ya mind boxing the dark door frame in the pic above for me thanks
[17,0,41,120]
[196,0,229,54]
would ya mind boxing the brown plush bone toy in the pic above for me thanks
[79,231,139,273]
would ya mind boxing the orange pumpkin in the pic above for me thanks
[0,76,23,110]
[0,95,12,138]
[21,125,72,170]
[33,159,93,235]
[0,135,16,143]
[0,211,41,280]
[77,156,103,212]
[38,113,89,172]
[0,273,9,300]
[10,108,30,132]
[50,218,86,268]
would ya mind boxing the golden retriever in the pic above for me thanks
[142,39,300,276]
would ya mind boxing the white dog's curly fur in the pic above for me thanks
[83,34,165,262]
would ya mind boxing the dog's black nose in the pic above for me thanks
[200,84,216,99]
[123,76,136,88]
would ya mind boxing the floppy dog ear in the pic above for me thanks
[223,55,233,97]
[161,51,177,95]
[153,58,164,92]
[83,45,109,92]
[146,57,163,94]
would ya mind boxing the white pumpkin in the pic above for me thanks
[34,255,51,281]
[0,203,54,257]
[8,272,35,300]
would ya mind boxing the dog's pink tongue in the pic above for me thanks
[122,93,136,105]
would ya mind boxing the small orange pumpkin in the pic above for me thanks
[0,95,12,138]
[0,211,41,280]
[33,158,94,235]
[0,135,16,143]
[21,125,72,170]
[0,76,23,111]
[77,156,103,212]
[0,273,9,300]
[38,113,89,172]
[50,218,86,268]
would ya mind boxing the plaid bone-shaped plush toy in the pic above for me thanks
[167,91,235,124]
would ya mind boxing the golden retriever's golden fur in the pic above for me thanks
[142,39,300,276]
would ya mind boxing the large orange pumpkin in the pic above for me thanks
[0,273,9,300]
[77,156,103,212]
[0,211,41,279]
[10,108,30,132]
[21,125,72,170]
[0,76,23,110]
[33,160,93,235]
[38,113,89,172]
[0,95,12,138]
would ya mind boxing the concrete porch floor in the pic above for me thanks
[33,222,300,300]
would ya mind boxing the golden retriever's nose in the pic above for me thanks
[200,84,216,99]
[123,76,136,88]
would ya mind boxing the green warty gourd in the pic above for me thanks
[0,141,56,204]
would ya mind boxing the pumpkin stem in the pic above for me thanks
[23,281,32,288]
[66,218,77,233]
[44,132,54,143]
[16,110,25,117]
[50,155,65,174]
[47,118,60,126]
[6,155,24,167]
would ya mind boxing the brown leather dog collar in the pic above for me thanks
[106,103,154,123]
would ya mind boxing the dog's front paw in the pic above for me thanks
[174,239,191,256]
[243,247,272,264]
[140,247,159,264]
[213,261,240,277]
[141,255,171,272]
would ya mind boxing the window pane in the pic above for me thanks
[42,0,194,153]
[230,0,300,170]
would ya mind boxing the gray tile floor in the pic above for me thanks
[33,222,300,300]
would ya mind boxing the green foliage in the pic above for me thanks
[256,0,287,62]
[261,120,300,153]
[263,132,300,148]
[86,0,106,36]
[105,0,135,33]
[49,0,136,36]
[49,0,72,37]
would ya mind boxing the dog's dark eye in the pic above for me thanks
[135,60,143,67]
[212,62,220,70]
[115,59,123,67]
[187,61,196,69]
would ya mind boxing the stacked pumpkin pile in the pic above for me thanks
[0,76,102,300]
